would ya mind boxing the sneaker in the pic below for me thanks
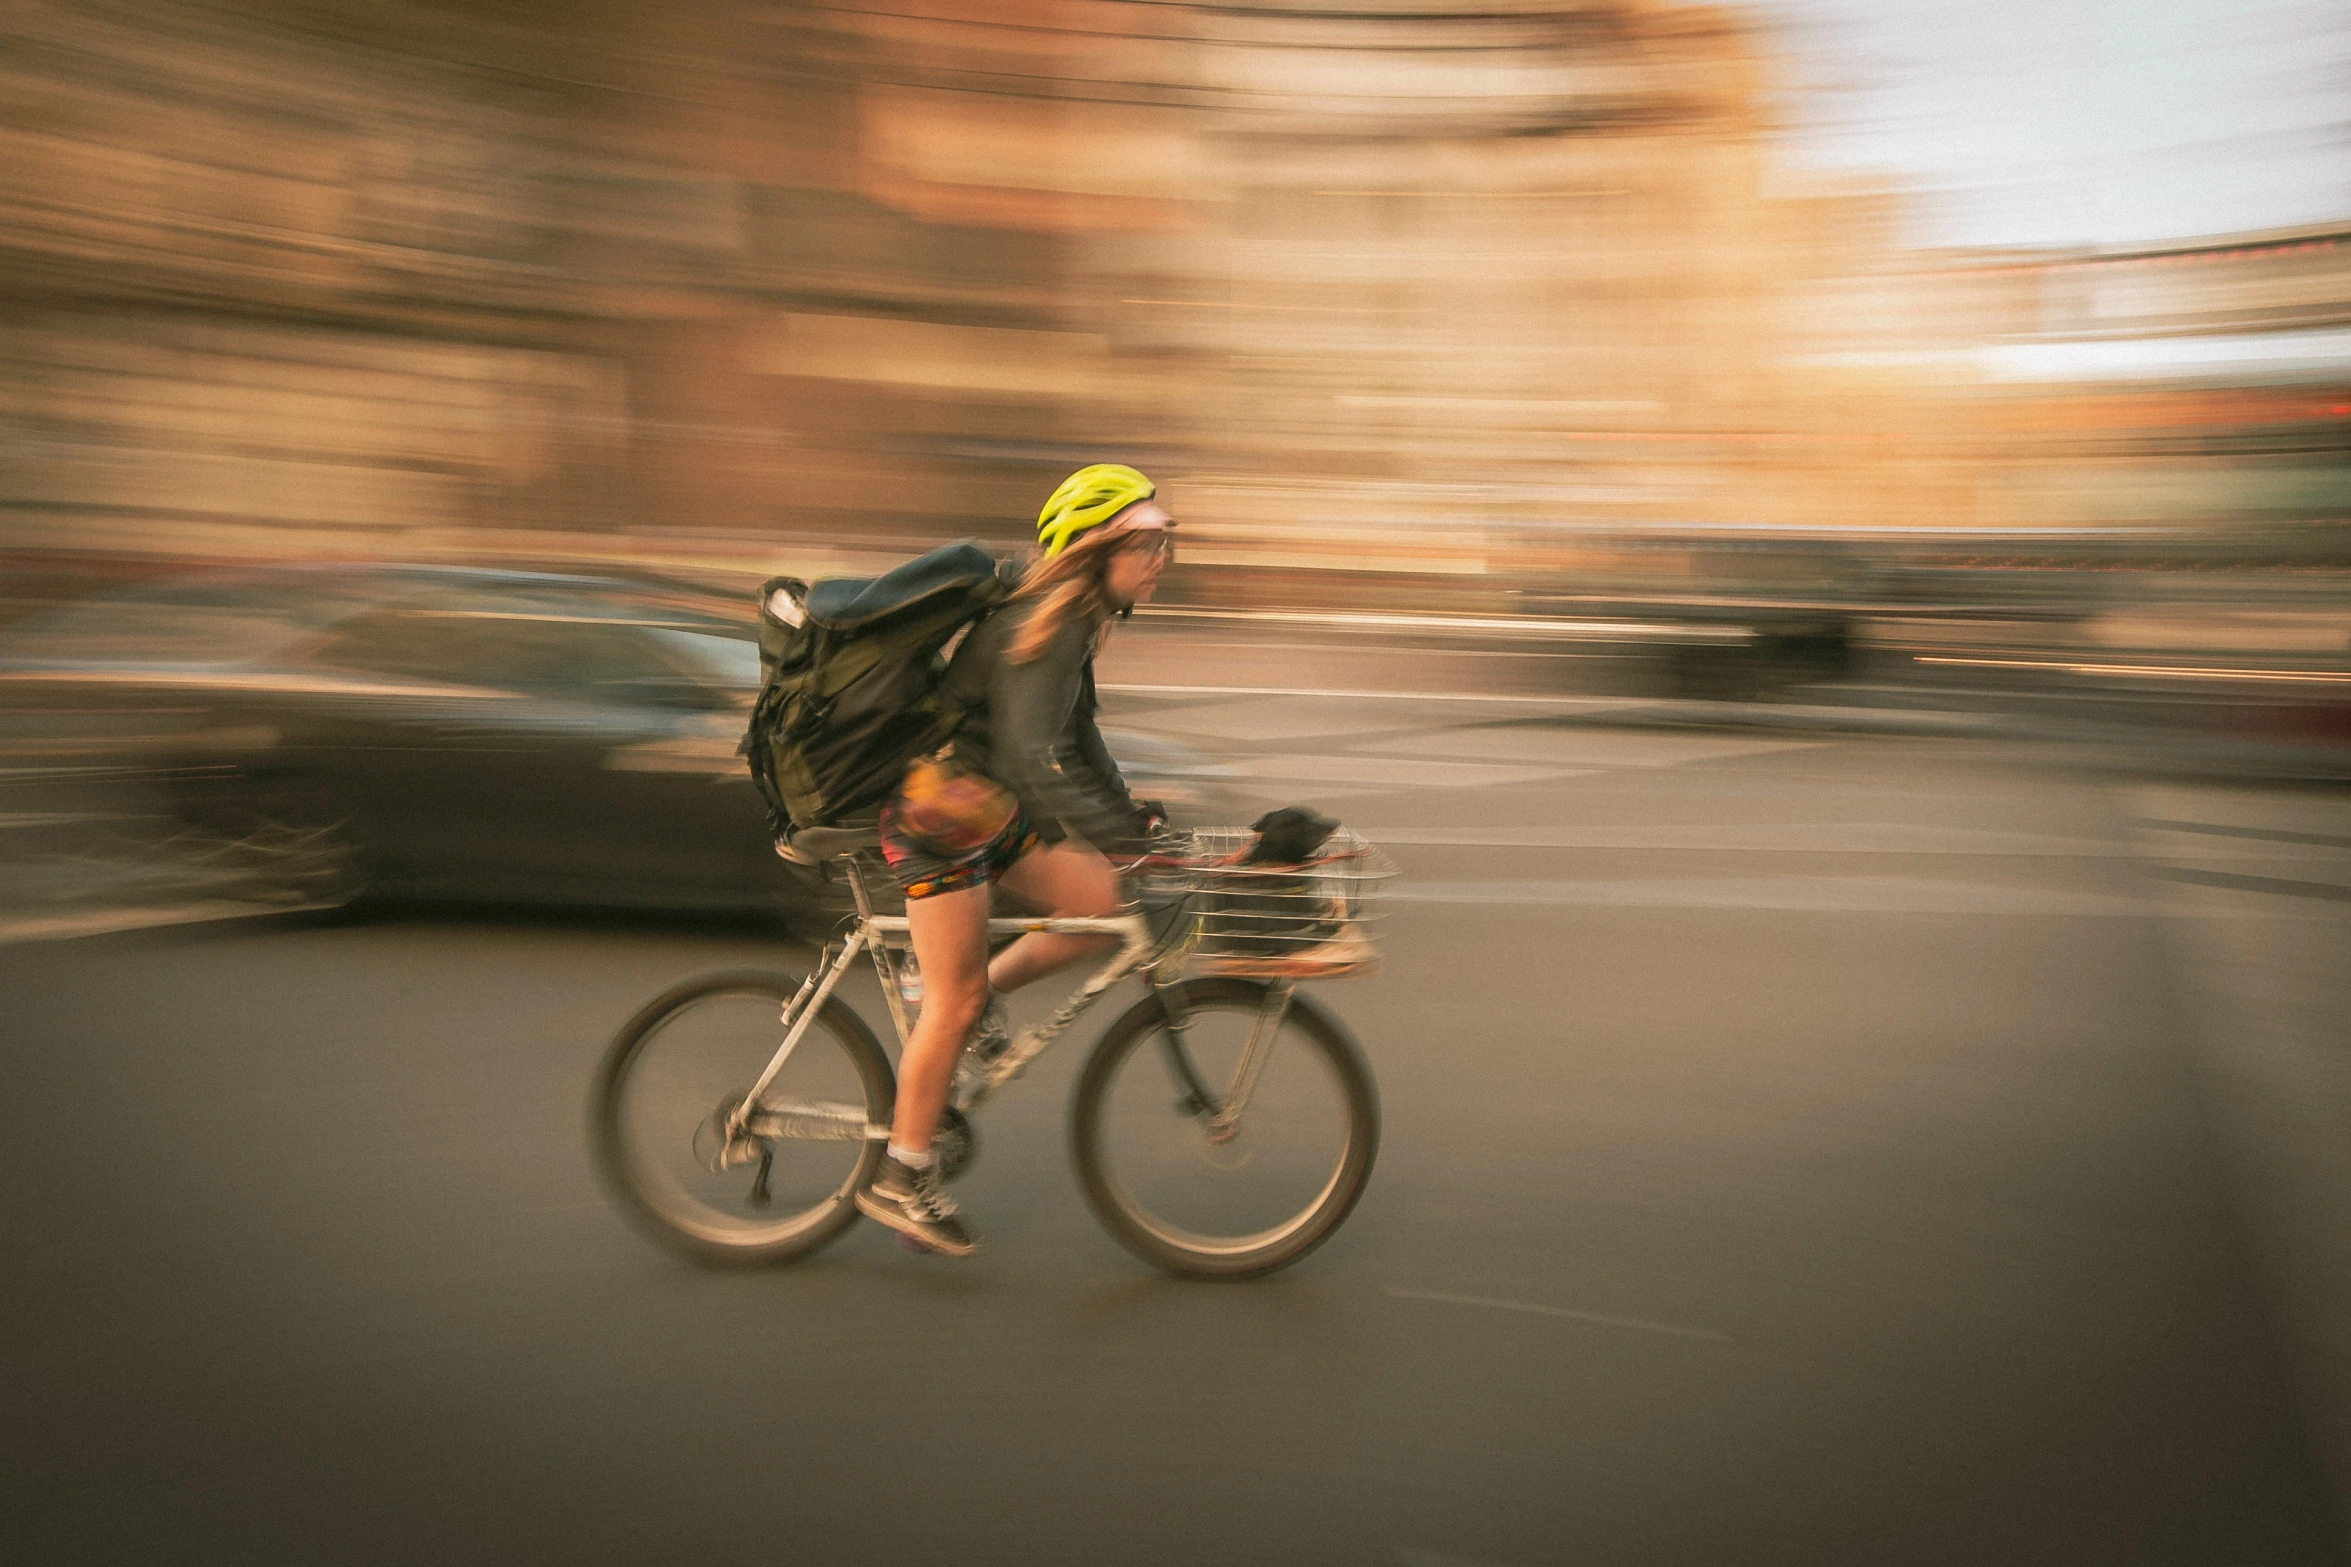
[856,1155,978,1257]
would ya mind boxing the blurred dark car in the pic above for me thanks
[0,564,809,916]
[0,563,1239,921]
[1519,528,1875,699]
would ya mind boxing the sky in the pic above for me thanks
[1740,0,2350,250]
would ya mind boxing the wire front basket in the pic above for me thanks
[1149,826,1396,980]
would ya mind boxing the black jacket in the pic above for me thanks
[936,599,1146,858]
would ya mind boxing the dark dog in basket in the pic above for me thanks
[1201,807,1344,959]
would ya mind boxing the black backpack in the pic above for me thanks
[739,542,1017,841]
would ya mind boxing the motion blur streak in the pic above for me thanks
[1,2,2347,1563]
[1919,658,2351,683]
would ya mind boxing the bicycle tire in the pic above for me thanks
[1071,978,1378,1280]
[592,968,893,1266]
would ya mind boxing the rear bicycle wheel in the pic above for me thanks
[1072,979,1378,1280]
[592,968,893,1265]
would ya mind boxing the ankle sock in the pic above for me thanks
[888,1142,936,1170]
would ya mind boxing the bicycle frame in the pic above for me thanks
[732,855,1190,1144]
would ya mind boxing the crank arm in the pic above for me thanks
[743,1097,892,1142]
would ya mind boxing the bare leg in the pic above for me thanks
[989,837,1120,995]
[887,882,990,1156]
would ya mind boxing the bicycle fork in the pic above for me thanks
[1157,979,1293,1143]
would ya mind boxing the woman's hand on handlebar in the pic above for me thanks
[1117,822,1196,874]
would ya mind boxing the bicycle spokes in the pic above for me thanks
[1097,992,1355,1246]
[596,976,891,1262]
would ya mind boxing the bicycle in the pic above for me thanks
[590,824,1394,1279]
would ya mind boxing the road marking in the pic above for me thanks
[1353,728,1823,768]
[1119,694,1489,743]
[1102,681,1641,707]
[2154,867,2351,903]
[1386,877,2157,916]
[1388,1287,1729,1343]
[1244,755,1581,788]
[1133,604,1744,642]
[1919,656,2351,683]
[1120,638,1612,663]
[2136,818,2351,851]
[1103,683,1999,735]
[1359,824,2128,855]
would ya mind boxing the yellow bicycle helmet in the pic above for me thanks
[1036,463,1156,557]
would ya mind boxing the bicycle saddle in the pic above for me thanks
[776,824,882,864]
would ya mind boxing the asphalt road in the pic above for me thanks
[6,684,2349,1565]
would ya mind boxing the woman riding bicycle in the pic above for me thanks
[855,463,1175,1256]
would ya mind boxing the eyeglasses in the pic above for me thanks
[1116,530,1174,563]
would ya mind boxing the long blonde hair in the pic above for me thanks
[1005,526,1128,665]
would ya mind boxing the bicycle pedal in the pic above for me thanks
[896,1232,938,1256]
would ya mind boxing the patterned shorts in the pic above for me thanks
[877,753,1040,900]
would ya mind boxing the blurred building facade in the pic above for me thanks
[1,0,2341,610]
[0,0,1078,579]
[1942,225,2348,543]
[0,1,1935,588]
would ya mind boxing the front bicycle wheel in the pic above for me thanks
[592,968,893,1265]
[1072,978,1378,1280]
